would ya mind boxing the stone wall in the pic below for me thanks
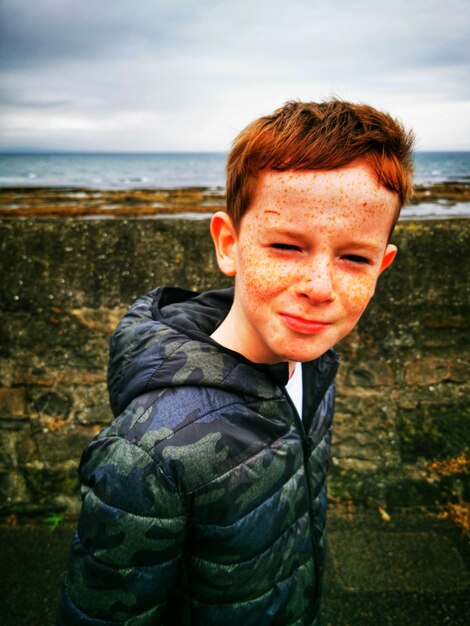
[1,218,469,516]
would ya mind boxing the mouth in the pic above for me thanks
[279,313,333,334]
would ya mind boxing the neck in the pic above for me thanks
[211,306,297,375]
[288,361,298,379]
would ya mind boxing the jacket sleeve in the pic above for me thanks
[57,435,188,625]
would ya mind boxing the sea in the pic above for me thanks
[1,151,469,218]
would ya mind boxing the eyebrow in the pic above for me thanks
[339,241,383,254]
[263,226,304,237]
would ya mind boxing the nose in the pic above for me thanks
[298,258,335,304]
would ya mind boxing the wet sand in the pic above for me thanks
[0,181,469,218]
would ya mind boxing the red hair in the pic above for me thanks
[226,99,414,229]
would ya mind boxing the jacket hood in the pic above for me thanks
[107,287,338,417]
[108,287,283,416]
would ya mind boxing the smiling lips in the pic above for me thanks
[279,313,333,334]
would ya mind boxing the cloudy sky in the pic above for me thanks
[1,0,469,152]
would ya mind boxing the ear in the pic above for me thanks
[379,244,397,274]
[210,211,238,277]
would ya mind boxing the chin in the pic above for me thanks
[277,346,330,363]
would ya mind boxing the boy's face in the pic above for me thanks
[211,162,399,367]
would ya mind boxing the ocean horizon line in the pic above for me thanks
[1,151,469,191]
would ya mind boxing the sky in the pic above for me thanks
[0,0,469,152]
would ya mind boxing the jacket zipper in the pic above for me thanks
[283,393,322,604]
[281,356,338,609]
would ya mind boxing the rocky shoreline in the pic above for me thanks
[1,181,469,218]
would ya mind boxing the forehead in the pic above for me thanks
[244,164,399,233]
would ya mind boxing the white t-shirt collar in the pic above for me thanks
[285,363,303,419]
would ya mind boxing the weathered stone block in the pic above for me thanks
[30,390,73,419]
[0,358,14,386]
[13,366,106,387]
[69,305,127,335]
[0,387,27,419]
[49,494,82,515]
[333,392,400,468]
[15,433,39,466]
[381,475,450,507]
[33,431,93,464]
[22,460,79,500]
[397,401,470,461]
[338,359,395,388]
[393,383,469,412]
[0,312,109,370]
[0,470,29,509]
[70,383,111,425]
[405,356,469,385]
[0,431,18,468]
[451,358,470,382]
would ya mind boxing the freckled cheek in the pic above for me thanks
[239,272,284,303]
[339,276,377,313]
[239,255,288,290]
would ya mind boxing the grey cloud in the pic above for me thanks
[0,94,72,109]
[0,0,198,69]
[2,0,468,76]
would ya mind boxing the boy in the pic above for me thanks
[58,100,414,625]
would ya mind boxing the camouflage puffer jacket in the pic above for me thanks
[58,287,338,626]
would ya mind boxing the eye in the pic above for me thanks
[342,254,370,265]
[270,243,302,252]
